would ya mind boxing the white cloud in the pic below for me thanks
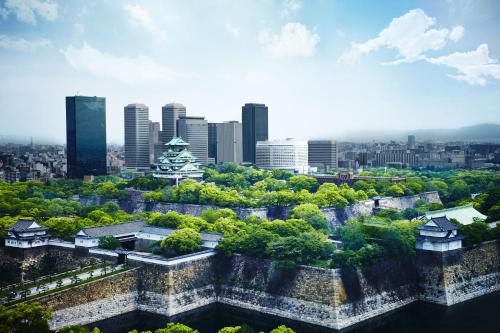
[225,24,239,38]
[61,42,172,84]
[449,25,464,42]
[2,0,58,25]
[124,4,166,40]
[339,9,464,63]
[425,44,500,86]
[282,0,301,17]
[0,34,51,51]
[259,22,319,58]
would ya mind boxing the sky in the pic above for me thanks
[0,0,499,144]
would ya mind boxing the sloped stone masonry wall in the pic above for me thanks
[17,239,500,331]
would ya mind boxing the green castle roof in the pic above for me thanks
[165,137,189,146]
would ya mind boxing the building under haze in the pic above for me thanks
[408,135,416,148]
[242,103,268,164]
[308,140,338,172]
[177,116,208,165]
[66,96,107,178]
[208,122,217,164]
[217,121,242,164]
[162,103,186,144]
[149,121,162,164]
[124,103,150,169]
[256,139,308,174]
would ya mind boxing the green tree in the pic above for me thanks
[59,325,101,333]
[160,228,202,254]
[155,323,199,333]
[269,325,296,333]
[289,176,319,192]
[218,327,241,333]
[290,204,329,232]
[0,302,52,333]
[99,236,121,250]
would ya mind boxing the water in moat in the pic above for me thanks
[90,291,500,333]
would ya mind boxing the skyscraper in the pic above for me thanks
[66,96,107,178]
[177,116,208,165]
[162,103,186,144]
[208,123,218,164]
[408,135,416,148]
[217,121,243,164]
[149,121,161,164]
[308,140,338,172]
[242,103,268,163]
[124,103,150,169]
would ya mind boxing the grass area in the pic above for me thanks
[6,266,131,306]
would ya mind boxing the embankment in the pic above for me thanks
[81,190,441,227]
[24,239,499,331]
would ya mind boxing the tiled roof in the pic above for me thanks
[165,137,189,146]
[78,220,146,238]
[419,216,458,232]
[7,219,47,232]
[141,226,175,236]
[424,204,487,225]
[140,225,222,242]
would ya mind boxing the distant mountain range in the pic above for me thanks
[1,124,500,145]
[338,124,500,143]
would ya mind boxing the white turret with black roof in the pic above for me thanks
[416,216,463,252]
[5,219,50,248]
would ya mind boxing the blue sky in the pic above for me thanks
[0,0,499,144]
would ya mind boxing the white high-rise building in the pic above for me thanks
[124,103,150,169]
[256,139,309,174]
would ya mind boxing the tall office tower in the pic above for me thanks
[123,104,150,169]
[177,116,208,165]
[66,96,107,178]
[308,140,338,172]
[149,121,161,164]
[256,139,308,174]
[162,103,186,144]
[408,135,416,148]
[208,123,218,164]
[217,121,243,164]
[242,103,268,163]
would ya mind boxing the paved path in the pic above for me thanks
[2,265,123,303]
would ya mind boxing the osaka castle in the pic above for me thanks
[152,137,203,183]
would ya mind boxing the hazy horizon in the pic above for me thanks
[1,0,500,144]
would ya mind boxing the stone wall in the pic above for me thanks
[136,255,217,316]
[35,269,139,330]
[0,246,102,284]
[20,239,500,331]
[418,240,500,305]
[216,255,417,330]
[108,189,442,227]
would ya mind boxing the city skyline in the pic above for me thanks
[1,1,499,144]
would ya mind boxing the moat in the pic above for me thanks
[92,290,500,333]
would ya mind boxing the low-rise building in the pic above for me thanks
[416,217,463,252]
[420,204,487,226]
[4,219,50,248]
[74,220,222,249]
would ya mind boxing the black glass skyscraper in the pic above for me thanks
[66,96,107,178]
[242,103,268,163]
